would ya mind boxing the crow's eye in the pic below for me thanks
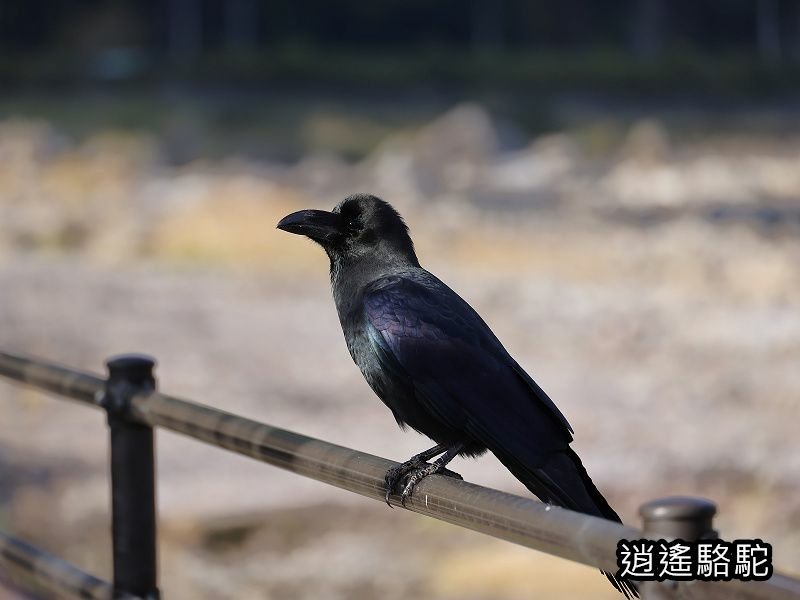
[346,218,359,233]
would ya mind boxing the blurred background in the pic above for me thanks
[1,1,800,598]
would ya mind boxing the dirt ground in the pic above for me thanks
[1,109,799,597]
[1,221,798,598]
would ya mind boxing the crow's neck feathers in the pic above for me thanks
[330,239,420,319]
[327,197,421,318]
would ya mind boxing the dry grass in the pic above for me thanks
[149,181,316,269]
[429,543,621,600]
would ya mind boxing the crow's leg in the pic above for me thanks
[397,443,465,507]
[384,443,449,505]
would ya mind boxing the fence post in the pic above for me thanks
[639,496,717,600]
[102,354,160,600]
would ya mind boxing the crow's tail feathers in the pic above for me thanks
[495,447,639,599]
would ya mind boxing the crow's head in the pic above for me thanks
[277,194,418,266]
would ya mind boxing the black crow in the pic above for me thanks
[277,193,636,597]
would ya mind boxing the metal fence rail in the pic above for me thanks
[0,530,113,600]
[1,350,799,600]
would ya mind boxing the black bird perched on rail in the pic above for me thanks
[277,194,637,598]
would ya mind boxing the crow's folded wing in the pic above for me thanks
[363,275,573,465]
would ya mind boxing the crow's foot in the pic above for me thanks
[384,459,426,506]
[384,443,464,507]
[396,463,462,507]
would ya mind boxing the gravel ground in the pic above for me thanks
[2,104,800,598]
[1,211,798,598]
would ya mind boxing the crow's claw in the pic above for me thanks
[384,459,424,507]
[384,444,463,507]
[398,464,463,507]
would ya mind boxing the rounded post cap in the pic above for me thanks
[639,496,716,522]
[106,354,157,384]
[640,496,717,540]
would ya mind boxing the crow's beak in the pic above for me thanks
[276,209,343,243]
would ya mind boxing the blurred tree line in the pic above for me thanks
[1,0,799,90]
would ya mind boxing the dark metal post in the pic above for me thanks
[102,355,160,600]
[639,496,717,600]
